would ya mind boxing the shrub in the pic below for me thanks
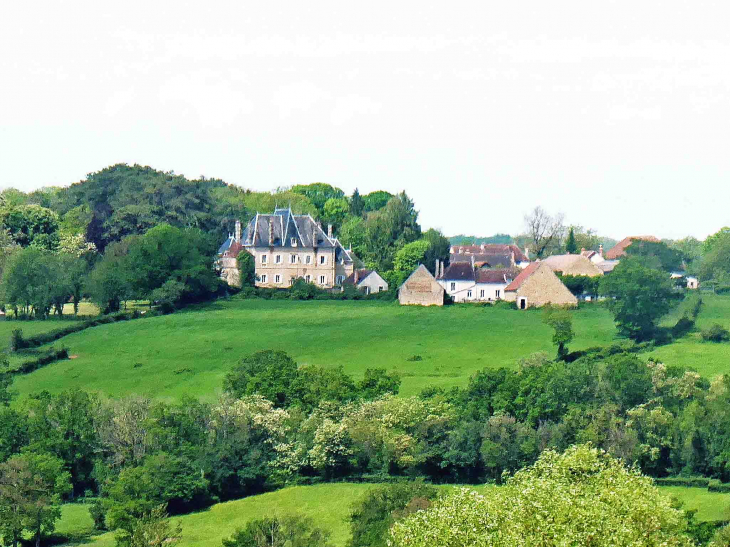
[15,347,69,374]
[654,477,710,488]
[701,324,730,343]
[222,515,331,547]
[708,479,730,493]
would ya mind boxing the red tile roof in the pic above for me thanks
[605,236,660,260]
[504,262,541,291]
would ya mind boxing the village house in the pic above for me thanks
[436,259,517,302]
[449,244,531,269]
[342,269,389,295]
[542,254,604,278]
[217,207,357,289]
[503,262,578,309]
[398,264,445,306]
[604,235,660,260]
[580,245,605,264]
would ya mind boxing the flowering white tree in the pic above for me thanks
[390,444,693,547]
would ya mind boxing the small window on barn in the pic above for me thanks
[450,282,456,291]
[480,290,485,298]
[467,290,472,298]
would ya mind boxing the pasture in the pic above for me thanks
[9,298,620,401]
[53,483,729,547]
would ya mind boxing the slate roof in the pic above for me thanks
[440,262,476,281]
[504,262,541,291]
[450,252,514,268]
[223,208,356,265]
[475,268,519,284]
[605,236,660,260]
[597,260,620,273]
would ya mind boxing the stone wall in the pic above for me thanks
[399,266,445,306]
[506,263,578,308]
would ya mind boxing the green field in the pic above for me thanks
[649,294,730,377]
[10,298,620,401]
[53,484,729,547]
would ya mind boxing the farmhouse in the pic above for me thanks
[398,264,445,306]
[503,262,578,309]
[605,235,660,260]
[218,208,357,289]
[436,260,517,302]
[342,269,389,295]
[542,254,604,277]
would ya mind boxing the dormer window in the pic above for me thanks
[291,238,297,247]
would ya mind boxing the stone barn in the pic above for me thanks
[503,262,578,309]
[398,265,445,306]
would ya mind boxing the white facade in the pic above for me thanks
[355,271,389,295]
[437,279,510,302]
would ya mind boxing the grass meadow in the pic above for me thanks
[54,484,730,547]
[9,298,620,401]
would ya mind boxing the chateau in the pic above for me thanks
[217,208,357,289]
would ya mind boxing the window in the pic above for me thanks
[261,274,267,283]
[275,274,281,284]
[305,275,311,283]
[336,275,344,285]
[495,290,501,298]
[450,282,456,291]
[291,238,297,246]
[320,255,326,265]
[467,290,472,298]
[480,290,485,298]
[365,286,371,295]
[290,254,297,264]
[319,275,326,285]
[275,255,281,264]
[379,286,384,292]
[261,255,268,264]
[305,255,312,265]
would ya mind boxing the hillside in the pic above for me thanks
[54,483,729,547]
[10,299,619,400]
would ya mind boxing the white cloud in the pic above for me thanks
[330,95,381,126]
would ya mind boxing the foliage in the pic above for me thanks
[66,164,228,251]
[115,504,182,547]
[625,239,685,272]
[522,206,565,258]
[350,189,365,217]
[361,191,393,213]
[222,514,332,547]
[0,203,60,250]
[361,193,421,271]
[87,239,135,312]
[700,230,730,283]
[347,481,438,547]
[701,324,730,343]
[565,226,577,254]
[709,524,730,547]
[290,183,345,215]
[0,452,72,547]
[224,350,299,407]
[392,240,431,278]
[390,445,694,547]
[542,306,575,358]
[558,274,600,298]
[236,251,257,287]
[420,229,450,276]
[599,257,679,340]
[322,197,350,231]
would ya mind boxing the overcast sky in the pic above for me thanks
[1,1,729,240]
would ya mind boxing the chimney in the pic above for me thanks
[524,246,530,260]
[268,220,274,246]
[481,244,485,251]
[328,224,333,239]
[354,270,360,283]
[599,244,604,257]
[312,227,318,249]
[441,261,445,278]
[235,220,241,243]
[435,259,440,276]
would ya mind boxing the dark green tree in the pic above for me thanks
[0,204,60,250]
[542,306,575,359]
[223,350,299,407]
[87,239,135,312]
[350,188,365,217]
[347,482,438,547]
[599,257,678,340]
[624,240,684,272]
[565,227,578,254]
[361,191,393,213]
[422,229,451,275]
[290,183,345,215]
[236,251,257,287]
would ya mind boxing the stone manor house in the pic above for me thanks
[217,208,357,289]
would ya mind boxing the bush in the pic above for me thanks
[708,479,730,493]
[701,324,730,343]
[222,515,331,547]
[671,315,695,339]
[654,477,710,488]
[15,347,69,374]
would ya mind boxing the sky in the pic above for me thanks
[1,1,729,240]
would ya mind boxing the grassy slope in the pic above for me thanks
[649,294,730,377]
[55,484,729,547]
[10,299,619,400]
